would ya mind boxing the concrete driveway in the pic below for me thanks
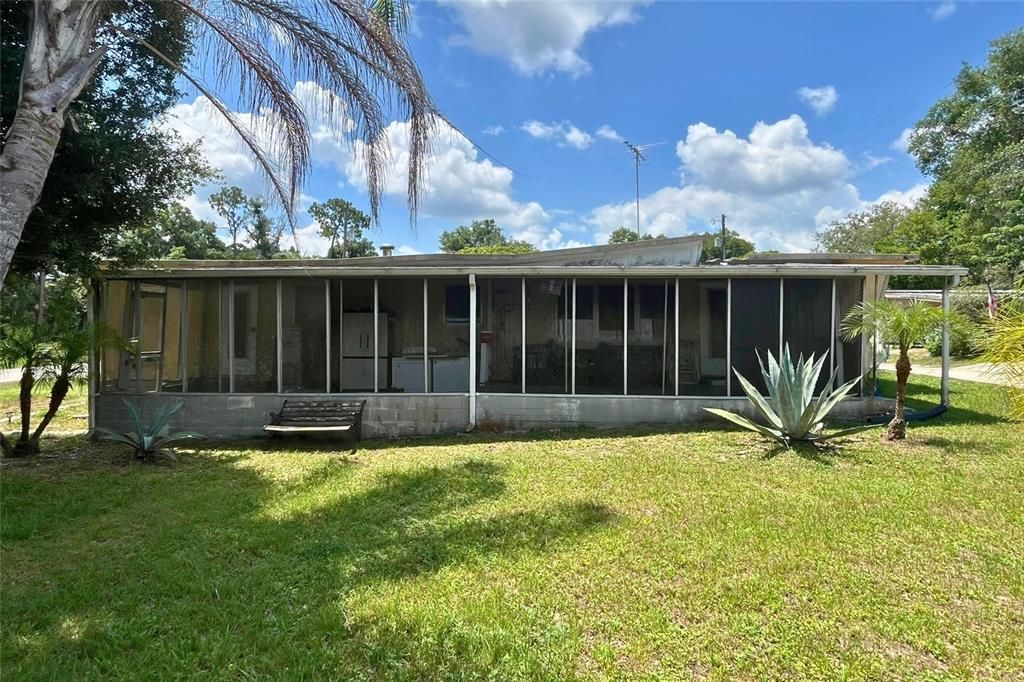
[878,361,1016,386]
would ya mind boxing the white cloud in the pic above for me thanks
[797,85,839,115]
[932,0,956,20]
[873,183,928,207]
[482,124,505,136]
[587,115,866,251]
[345,118,548,230]
[864,153,893,170]
[442,0,648,77]
[891,127,914,153]
[520,120,594,149]
[596,125,623,142]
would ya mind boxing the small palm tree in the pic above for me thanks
[841,300,948,440]
[0,326,46,457]
[981,300,1024,419]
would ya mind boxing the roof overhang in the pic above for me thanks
[96,262,969,279]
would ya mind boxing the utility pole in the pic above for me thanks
[624,141,646,239]
[720,213,727,261]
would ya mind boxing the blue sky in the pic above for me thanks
[165,0,1024,256]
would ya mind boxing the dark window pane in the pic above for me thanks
[782,278,832,393]
[445,285,470,324]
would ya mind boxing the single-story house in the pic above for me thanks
[89,237,967,438]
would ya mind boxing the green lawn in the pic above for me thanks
[2,375,1022,680]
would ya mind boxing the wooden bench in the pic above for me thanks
[263,400,365,444]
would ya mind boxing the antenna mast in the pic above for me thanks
[624,141,646,238]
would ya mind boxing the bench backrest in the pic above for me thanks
[272,400,365,426]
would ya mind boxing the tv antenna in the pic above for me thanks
[623,141,665,238]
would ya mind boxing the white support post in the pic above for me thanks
[661,279,669,395]
[325,279,331,392]
[181,280,189,394]
[423,278,429,393]
[373,278,379,393]
[228,280,235,393]
[521,277,526,394]
[623,277,629,395]
[134,281,142,393]
[674,278,679,397]
[469,274,477,425]
[726,278,732,397]
[778,278,784,358]
[276,279,283,394]
[941,276,951,405]
[564,278,570,394]
[571,278,577,395]
[830,278,837,385]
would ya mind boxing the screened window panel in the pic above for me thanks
[730,278,780,396]
[782,278,833,393]
[231,280,278,392]
[336,278,375,392]
[835,278,863,391]
[525,278,570,394]
[379,278,424,392]
[629,280,674,395]
[160,283,183,392]
[575,279,624,394]
[427,278,470,393]
[101,280,131,391]
[478,278,521,393]
[677,280,728,397]
[281,279,327,392]
[186,280,228,392]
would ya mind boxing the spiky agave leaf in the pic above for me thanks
[706,346,880,445]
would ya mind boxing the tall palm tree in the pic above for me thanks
[0,0,435,286]
[841,300,948,441]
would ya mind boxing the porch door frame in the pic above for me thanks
[698,281,728,377]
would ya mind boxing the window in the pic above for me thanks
[597,285,623,332]
[444,285,470,324]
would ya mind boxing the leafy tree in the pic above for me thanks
[0,0,436,285]
[308,198,376,258]
[905,29,1024,286]
[815,202,913,254]
[699,230,754,262]
[209,186,286,259]
[0,1,210,279]
[841,300,949,441]
[608,227,644,243]
[116,205,229,261]
[439,219,535,254]
[981,297,1024,419]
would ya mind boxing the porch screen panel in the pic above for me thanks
[525,278,570,394]
[378,278,424,392]
[428,277,470,393]
[186,280,228,392]
[100,280,130,391]
[160,282,183,392]
[337,279,374,392]
[678,279,727,396]
[281,279,327,392]
[782,278,832,393]
[231,279,277,392]
[730,278,780,396]
[835,278,863,390]
[575,279,624,394]
[478,278,520,393]
[628,279,674,395]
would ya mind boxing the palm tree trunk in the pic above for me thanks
[0,1,107,287]
[885,345,911,441]
[7,365,37,456]
[30,374,69,449]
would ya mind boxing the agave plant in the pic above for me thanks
[705,344,878,445]
[94,399,202,461]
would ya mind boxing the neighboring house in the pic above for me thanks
[89,237,966,438]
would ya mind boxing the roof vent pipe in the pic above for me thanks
[380,244,394,257]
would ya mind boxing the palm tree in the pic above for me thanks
[841,300,947,441]
[0,0,435,285]
[981,300,1024,419]
[0,325,46,456]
